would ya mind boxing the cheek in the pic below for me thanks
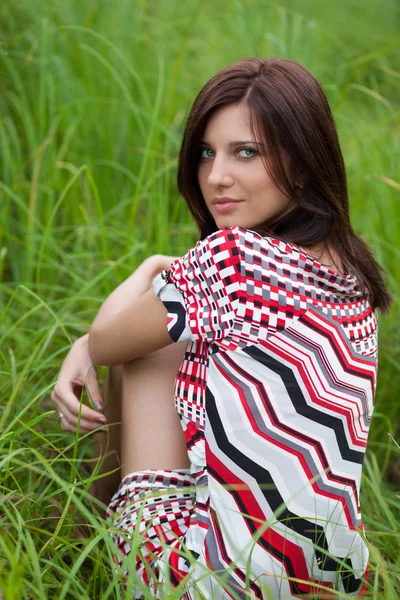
[250,174,291,211]
[249,170,276,195]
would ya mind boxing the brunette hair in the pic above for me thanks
[177,57,392,313]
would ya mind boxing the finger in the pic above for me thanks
[82,367,105,410]
[63,404,106,429]
[53,384,107,423]
[55,402,106,432]
[52,404,107,433]
[59,417,99,435]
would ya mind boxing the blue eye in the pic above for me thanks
[238,148,257,158]
[199,147,258,159]
[200,148,215,159]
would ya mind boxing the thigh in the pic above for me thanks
[121,342,189,476]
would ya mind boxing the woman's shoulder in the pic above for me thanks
[210,226,366,301]
[199,227,338,281]
[209,226,310,263]
[205,226,288,251]
[220,227,347,276]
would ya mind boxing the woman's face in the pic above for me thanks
[197,101,294,230]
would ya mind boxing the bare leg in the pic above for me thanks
[92,342,187,506]
[91,255,188,505]
[121,342,189,476]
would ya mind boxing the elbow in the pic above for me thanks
[88,326,103,365]
[88,326,117,366]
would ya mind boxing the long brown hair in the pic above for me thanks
[177,57,392,313]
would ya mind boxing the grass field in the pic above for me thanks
[0,0,399,598]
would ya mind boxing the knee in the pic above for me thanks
[123,343,186,372]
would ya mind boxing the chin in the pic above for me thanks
[214,216,242,229]
[215,217,257,231]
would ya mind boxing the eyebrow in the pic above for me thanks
[200,140,264,147]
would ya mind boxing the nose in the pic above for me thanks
[207,154,234,188]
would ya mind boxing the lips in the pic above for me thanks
[212,199,244,213]
[212,197,243,205]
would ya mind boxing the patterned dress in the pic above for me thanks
[107,226,377,599]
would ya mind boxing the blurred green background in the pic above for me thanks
[0,1,399,598]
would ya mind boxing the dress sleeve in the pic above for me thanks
[152,227,242,344]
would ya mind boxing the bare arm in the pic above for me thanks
[88,254,182,366]
[51,254,180,431]
[95,254,177,317]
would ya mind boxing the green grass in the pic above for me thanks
[0,0,399,597]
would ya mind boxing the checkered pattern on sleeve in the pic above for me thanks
[152,227,242,344]
[226,226,369,352]
[153,226,371,356]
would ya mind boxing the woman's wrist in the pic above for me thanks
[148,254,180,275]
[91,255,167,322]
[142,255,162,277]
[144,254,170,277]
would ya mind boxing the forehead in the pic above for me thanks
[202,102,253,140]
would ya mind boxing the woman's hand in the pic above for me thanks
[51,254,181,432]
[156,254,181,270]
[90,254,181,323]
[51,334,107,433]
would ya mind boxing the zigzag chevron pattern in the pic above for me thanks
[107,226,375,599]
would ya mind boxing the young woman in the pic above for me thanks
[51,57,391,599]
